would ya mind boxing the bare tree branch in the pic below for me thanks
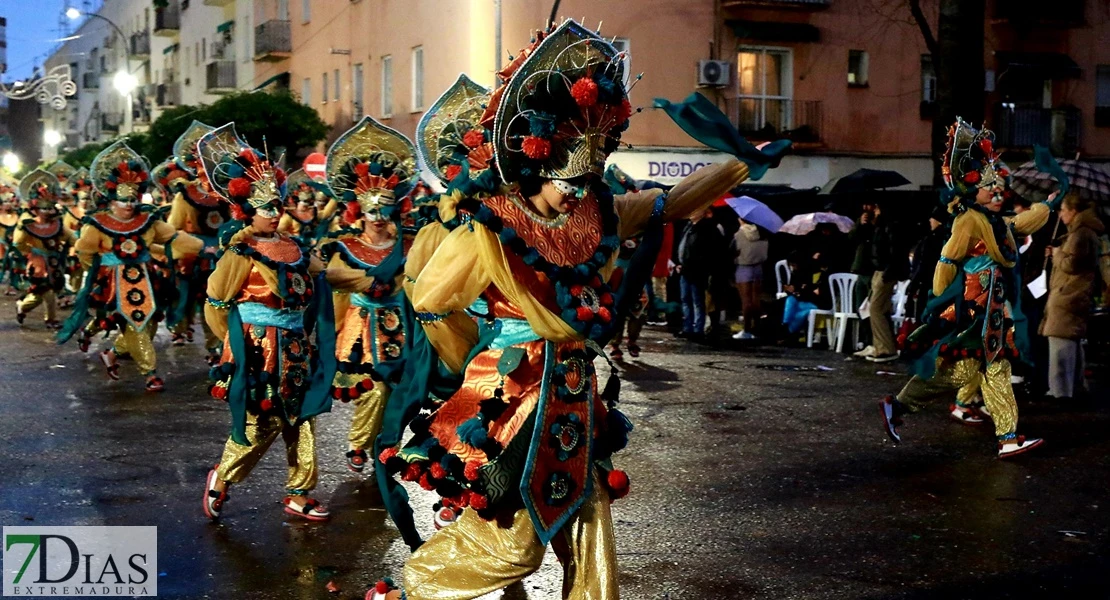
[908,0,939,56]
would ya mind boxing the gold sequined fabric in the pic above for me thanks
[216,413,318,494]
[898,357,1018,438]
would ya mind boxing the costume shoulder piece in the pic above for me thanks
[416,74,493,187]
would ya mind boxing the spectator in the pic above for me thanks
[781,251,831,337]
[647,222,675,325]
[1039,193,1104,401]
[850,204,877,356]
[731,218,769,340]
[677,208,725,340]
[864,205,911,362]
[907,206,948,321]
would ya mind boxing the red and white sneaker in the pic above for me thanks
[345,448,368,473]
[145,376,165,393]
[998,436,1044,459]
[100,350,120,380]
[433,505,462,530]
[202,466,228,520]
[950,404,985,426]
[879,395,905,444]
[365,580,399,600]
[283,497,330,521]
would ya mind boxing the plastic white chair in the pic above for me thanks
[774,259,790,300]
[807,273,859,351]
[890,280,912,330]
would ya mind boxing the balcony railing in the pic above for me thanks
[157,82,181,107]
[130,31,151,57]
[725,97,823,143]
[254,20,292,60]
[994,103,1080,156]
[82,72,99,89]
[206,60,237,93]
[154,2,180,36]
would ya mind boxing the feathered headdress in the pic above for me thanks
[89,141,151,203]
[46,161,77,185]
[416,74,493,186]
[325,116,418,223]
[285,168,321,206]
[491,20,632,182]
[942,117,1010,198]
[19,169,62,210]
[197,123,287,220]
[68,167,94,202]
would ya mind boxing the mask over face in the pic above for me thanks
[256,204,282,219]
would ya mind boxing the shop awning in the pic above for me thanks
[727,19,820,43]
[216,20,235,33]
[253,71,290,91]
[162,43,178,55]
[995,51,1081,79]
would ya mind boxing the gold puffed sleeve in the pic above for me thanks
[277,213,297,236]
[152,219,204,258]
[204,251,254,341]
[933,213,976,297]
[74,224,106,268]
[403,223,452,297]
[412,227,490,372]
[318,198,339,221]
[166,192,196,231]
[1007,201,1050,237]
[12,222,33,255]
[616,158,749,239]
[324,247,375,293]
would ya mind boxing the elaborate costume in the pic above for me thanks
[161,121,229,359]
[371,21,766,599]
[59,142,202,392]
[53,163,94,306]
[199,124,336,522]
[881,118,1056,458]
[318,116,418,473]
[278,168,338,247]
[0,180,27,295]
[14,169,75,328]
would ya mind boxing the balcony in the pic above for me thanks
[154,2,180,36]
[725,97,823,144]
[994,103,1080,156]
[993,0,1083,28]
[723,0,830,10]
[206,60,237,93]
[130,31,151,57]
[202,0,234,6]
[82,72,99,89]
[254,20,292,61]
[157,82,181,107]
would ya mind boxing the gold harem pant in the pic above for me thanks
[18,289,58,322]
[339,375,388,451]
[402,479,617,600]
[897,357,1018,439]
[111,323,159,375]
[216,413,318,495]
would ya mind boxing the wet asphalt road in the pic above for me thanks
[1,296,1109,600]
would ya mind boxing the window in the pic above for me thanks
[302,0,310,23]
[302,77,311,105]
[921,55,936,103]
[278,0,289,20]
[848,49,869,87]
[353,63,364,116]
[381,54,393,117]
[322,71,328,103]
[334,68,340,102]
[195,42,199,66]
[1097,65,1110,127]
[202,38,207,61]
[611,37,631,88]
[735,47,792,133]
[411,46,424,111]
[242,16,250,62]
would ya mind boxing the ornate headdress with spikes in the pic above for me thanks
[492,19,632,182]
[174,120,216,176]
[285,168,319,205]
[19,169,62,211]
[942,117,1010,199]
[416,74,493,186]
[89,141,151,203]
[197,123,287,219]
[325,116,418,221]
[67,167,94,203]
[46,161,77,185]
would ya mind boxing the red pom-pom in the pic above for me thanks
[419,474,436,491]
[979,138,993,156]
[576,306,595,322]
[606,469,630,500]
[275,169,286,186]
[463,461,482,481]
[469,493,489,510]
[597,306,612,323]
[430,463,447,479]
[239,149,257,162]
[210,385,227,400]
[228,178,252,199]
[229,204,249,221]
[260,398,273,411]
[344,201,362,224]
[522,136,551,160]
[378,447,398,464]
[571,77,599,107]
[570,284,584,297]
[615,99,633,124]
[402,463,422,482]
[963,170,981,185]
[463,129,485,149]
[444,164,463,181]
[374,580,391,594]
[354,162,370,178]
[600,292,614,306]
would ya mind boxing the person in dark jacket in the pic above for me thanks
[677,208,726,338]
[781,251,831,334]
[866,205,912,362]
[907,206,949,321]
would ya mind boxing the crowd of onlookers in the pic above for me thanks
[613,195,1109,403]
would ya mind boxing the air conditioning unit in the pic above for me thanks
[697,60,731,88]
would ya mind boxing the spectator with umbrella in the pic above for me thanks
[724,196,781,339]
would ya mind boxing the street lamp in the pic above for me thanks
[3,152,22,174]
[68,8,136,134]
[113,71,139,96]
[44,129,63,147]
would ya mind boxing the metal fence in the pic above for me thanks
[994,103,1080,156]
[254,20,292,57]
[206,60,236,92]
[725,97,823,143]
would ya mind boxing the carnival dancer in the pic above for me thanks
[369,20,776,599]
[56,164,94,307]
[0,180,26,295]
[14,169,75,328]
[199,124,337,522]
[278,169,338,247]
[58,142,202,392]
[162,121,230,361]
[880,118,1058,458]
[316,116,418,474]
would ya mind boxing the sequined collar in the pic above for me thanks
[245,233,304,265]
[90,211,154,236]
[483,191,602,267]
[23,219,63,239]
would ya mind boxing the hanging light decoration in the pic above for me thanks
[0,65,78,110]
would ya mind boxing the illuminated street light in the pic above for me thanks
[65,7,81,20]
[3,152,22,173]
[44,129,63,147]
[113,70,139,96]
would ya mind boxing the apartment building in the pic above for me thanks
[41,0,1110,189]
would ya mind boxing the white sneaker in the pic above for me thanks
[853,345,875,358]
[731,330,757,340]
[997,436,1044,459]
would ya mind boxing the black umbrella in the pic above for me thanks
[822,168,912,195]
